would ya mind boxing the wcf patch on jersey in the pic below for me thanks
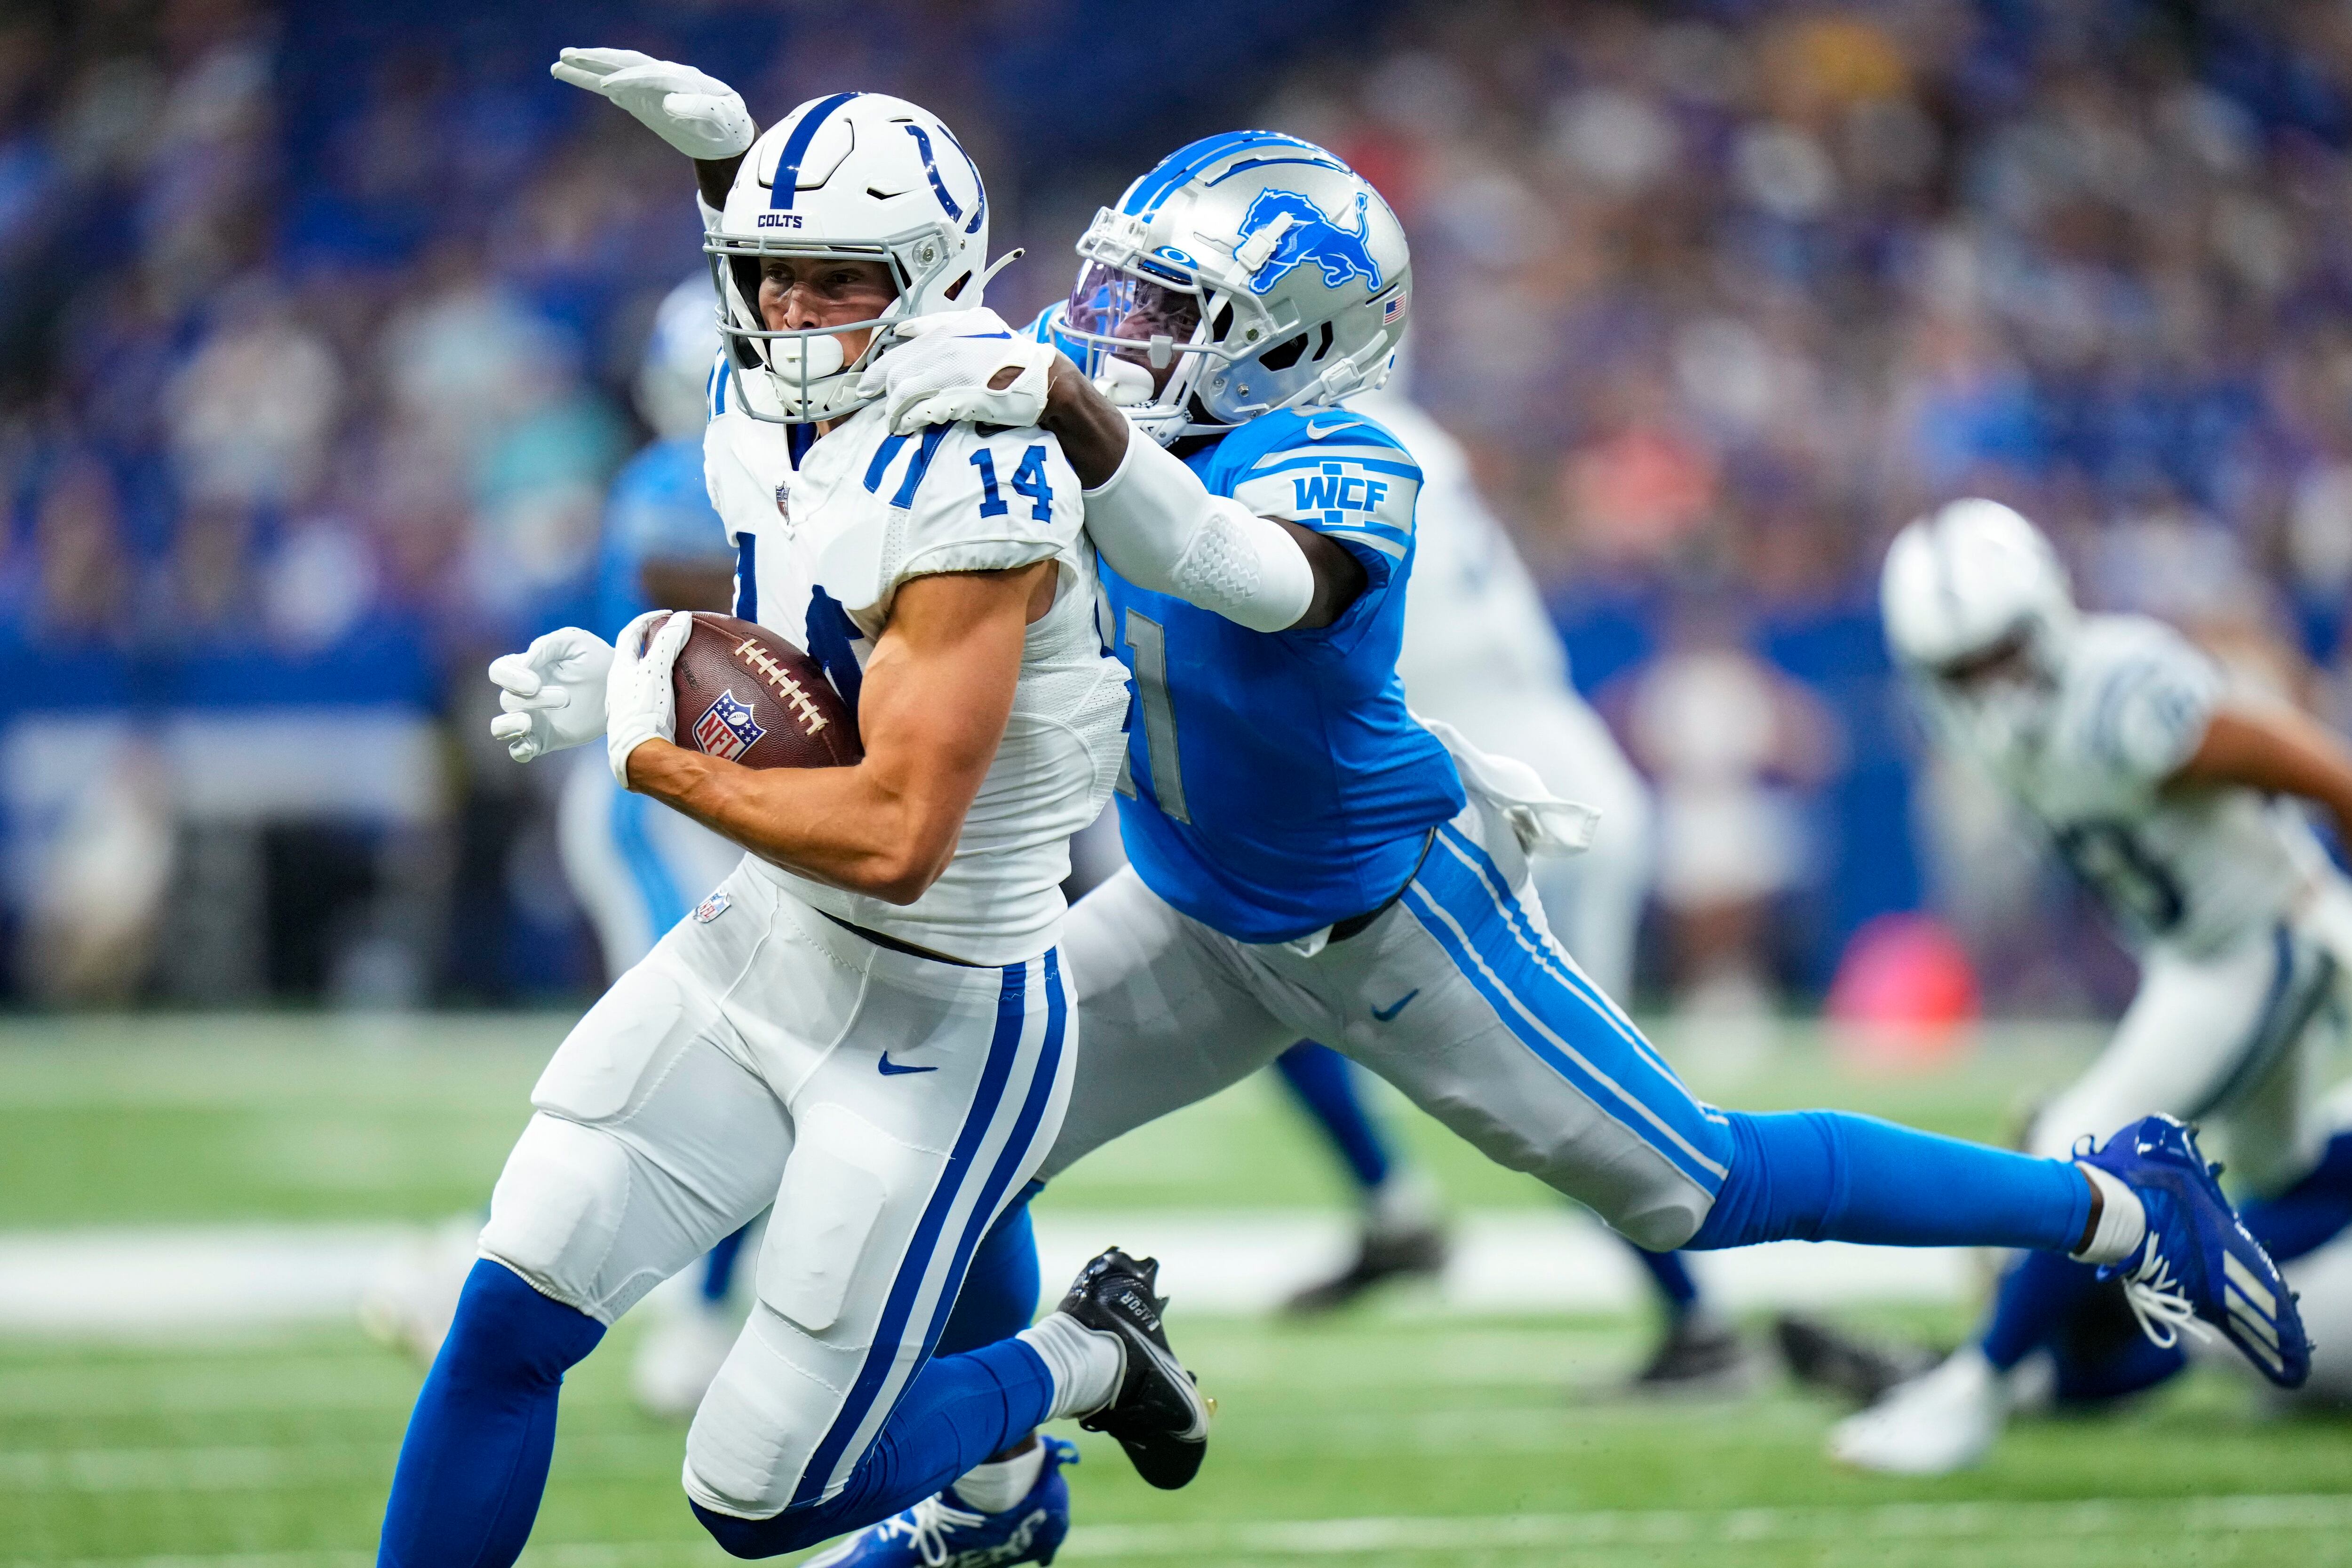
[692,891,732,924]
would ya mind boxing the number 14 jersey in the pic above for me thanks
[704,397,1130,965]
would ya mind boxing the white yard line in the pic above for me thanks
[0,1212,1972,1337]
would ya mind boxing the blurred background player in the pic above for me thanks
[359,278,755,1421]
[1271,363,1751,1391]
[1820,499,2352,1474]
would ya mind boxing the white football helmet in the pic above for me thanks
[707,92,999,424]
[1882,499,2077,675]
[1047,131,1412,445]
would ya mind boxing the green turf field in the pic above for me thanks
[5,1013,2350,1567]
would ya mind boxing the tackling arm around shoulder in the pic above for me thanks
[1039,359,1365,632]
[2170,701,2352,846]
[622,564,1049,904]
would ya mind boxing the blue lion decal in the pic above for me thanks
[1235,188,1382,296]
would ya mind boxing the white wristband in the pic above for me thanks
[1083,426,1315,634]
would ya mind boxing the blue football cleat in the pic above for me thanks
[804,1436,1079,1568]
[2078,1114,2310,1388]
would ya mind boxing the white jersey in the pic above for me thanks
[1932,612,2326,957]
[1351,389,1572,707]
[704,400,1129,965]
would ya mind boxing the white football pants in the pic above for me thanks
[2027,886,2348,1197]
[476,862,1073,1519]
[1046,790,1730,1251]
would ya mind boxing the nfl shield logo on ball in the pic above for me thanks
[693,690,765,761]
[692,892,731,924]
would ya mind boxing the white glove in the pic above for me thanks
[607,610,693,787]
[858,310,1057,435]
[549,48,755,160]
[488,628,615,764]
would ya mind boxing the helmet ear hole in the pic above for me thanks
[1258,331,1310,372]
[943,270,972,301]
[1309,321,1335,362]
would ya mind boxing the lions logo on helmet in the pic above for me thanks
[1234,188,1383,294]
[705,92,1005,425]
[1049,131,1413,446]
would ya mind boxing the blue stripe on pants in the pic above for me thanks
[1405,825,1733,1195]
[788,961,1032,1508]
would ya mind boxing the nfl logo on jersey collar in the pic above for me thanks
[692,891,732,924]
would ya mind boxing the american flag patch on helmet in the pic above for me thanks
[1383,290,1406,324]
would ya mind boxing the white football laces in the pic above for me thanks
[2116,1235,2215,1351]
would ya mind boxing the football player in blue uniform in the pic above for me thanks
[803,131,2312,1564]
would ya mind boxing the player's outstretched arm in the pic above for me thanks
[2172,701,2352,844]
[862,319,1362,631]
[619,563,1052,904]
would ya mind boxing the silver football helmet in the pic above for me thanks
[1051,131,1412,445]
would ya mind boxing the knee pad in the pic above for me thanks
[479,1113,640,1322]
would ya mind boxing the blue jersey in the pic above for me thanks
[593,437,733,636]
[1101,405,1466,942]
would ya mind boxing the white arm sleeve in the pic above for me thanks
[1081,423,1315,633]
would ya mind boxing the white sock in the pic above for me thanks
[2071,1163,2148,1266]
[1017,1312,1123,1421]
[949,1440,1045,1513]
[1366,1168,1441,1239]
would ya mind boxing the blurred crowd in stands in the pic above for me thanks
[1,0,2348,1015]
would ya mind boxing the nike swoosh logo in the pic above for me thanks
[877,1053,938,1077]
[1305,420,1357,440]
[1371,990,1419,1022]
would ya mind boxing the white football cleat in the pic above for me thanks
[632,1299,740,1421]
[1827,1346,2004,1474]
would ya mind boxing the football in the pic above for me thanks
[662,612,861,769]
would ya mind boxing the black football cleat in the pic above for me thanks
[1057,1248,1213,1489]
[1775,1314,1944,1407]
[1284,1220,1449,1314]
[1626,1310,1756,1395]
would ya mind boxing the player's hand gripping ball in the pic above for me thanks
[663,612,862,773]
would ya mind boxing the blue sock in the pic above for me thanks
[691,1339,1056,1558]
[938,1187,1041,1354]
[1980,1249,2100,1371]
[1274,1041,1393,1191]
[378,1259,605,1568]
[701,1221,756,1304]
[1685,1110,2091,1253]
[2242,1130,2352,1264]
[1622,1235,1699,1313]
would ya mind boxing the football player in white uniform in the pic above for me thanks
[1829,498,2352,1473]
[380,81,1223,1565]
